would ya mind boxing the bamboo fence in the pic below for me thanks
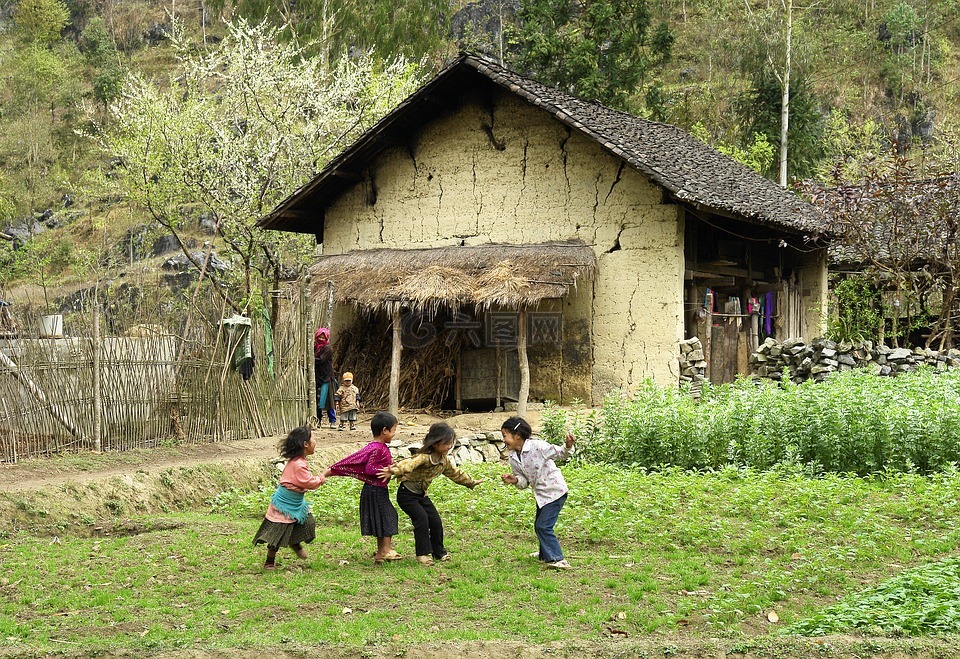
[0,282,313,463]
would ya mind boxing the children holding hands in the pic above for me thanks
[500,416,575,570]
[257,416,574,572]
[377,422,483,565]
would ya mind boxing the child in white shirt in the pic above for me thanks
[499,416,575,570]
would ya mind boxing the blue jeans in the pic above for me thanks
[534,493,567,562]
[316,382,336,424]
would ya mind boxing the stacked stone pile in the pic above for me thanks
[678,337,707,384]
[388,431,507,465]
[750,337,960,383]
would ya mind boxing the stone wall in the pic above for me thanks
[388,432,507,465]
[678,336,707,384]
[750,337,960,383]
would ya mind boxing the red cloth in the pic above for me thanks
[314,327,330,357]
[327,441,393,486]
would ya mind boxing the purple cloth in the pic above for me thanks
[764,291,774,336]
[328,441,392,487]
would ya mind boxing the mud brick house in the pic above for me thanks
[259,53,829,410]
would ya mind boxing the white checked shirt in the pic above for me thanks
[507,438,572,508]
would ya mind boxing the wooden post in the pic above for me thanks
[455,351,462,411]
[702,290,714,382]
[495,347,502,410]
[91,289,102,452]
[389,307,402,416]
[517,308,529,418]
[302,274,315,421]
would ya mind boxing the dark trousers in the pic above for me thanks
[397,485,446,559]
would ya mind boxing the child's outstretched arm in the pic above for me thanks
[501,463,529,489]
[377,453,427,483]
[542,434,576,462]
[441,462,483,489]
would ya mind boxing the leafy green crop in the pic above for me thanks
[787,556,960,636]
[550,368,960,475]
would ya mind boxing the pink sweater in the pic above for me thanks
[265,456,324,523]
[327,441,393,486]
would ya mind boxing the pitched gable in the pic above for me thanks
[259,53,825,239]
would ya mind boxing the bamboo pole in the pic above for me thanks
[0,348,86,441]
[517,308,529,418]
[324,280,334,330]
[91,292,102,452]
[389,307,402,416]
[302,274,315,421]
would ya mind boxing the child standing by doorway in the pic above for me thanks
[499,416,575,570]
[253,426,326,570]
[335,372,361,431]
[322,411,402,565]
[377,422,483,565]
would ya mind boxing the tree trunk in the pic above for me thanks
[779,0,792,188]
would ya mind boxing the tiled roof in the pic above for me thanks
[259,53,826,238]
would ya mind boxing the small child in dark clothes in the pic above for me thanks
[323,411,401,564]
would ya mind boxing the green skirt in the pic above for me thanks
[252,513,316,549]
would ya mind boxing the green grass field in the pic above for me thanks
[4,461,960,654]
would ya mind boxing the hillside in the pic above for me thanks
[0,0,958,302]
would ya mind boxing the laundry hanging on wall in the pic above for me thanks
[220,314,254,380]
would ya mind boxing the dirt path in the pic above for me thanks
[0,410,535,493]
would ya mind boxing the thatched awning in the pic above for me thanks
[309,241,596,314]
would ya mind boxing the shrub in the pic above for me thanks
[576,368,960,475]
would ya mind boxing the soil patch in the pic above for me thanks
[0,410,532,493]
[1,636,958,658]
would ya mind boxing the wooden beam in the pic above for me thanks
[389,308,402,416]
[329,169,364,182]
[687,264,750,278]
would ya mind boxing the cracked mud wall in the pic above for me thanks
[797,248,828,341]
[323,87,684,400]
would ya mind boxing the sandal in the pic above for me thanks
[416,555,434,566]
[263,560,276,570]
[546,559,572,570]
[438,553,452,562]
[382,550,403,561]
